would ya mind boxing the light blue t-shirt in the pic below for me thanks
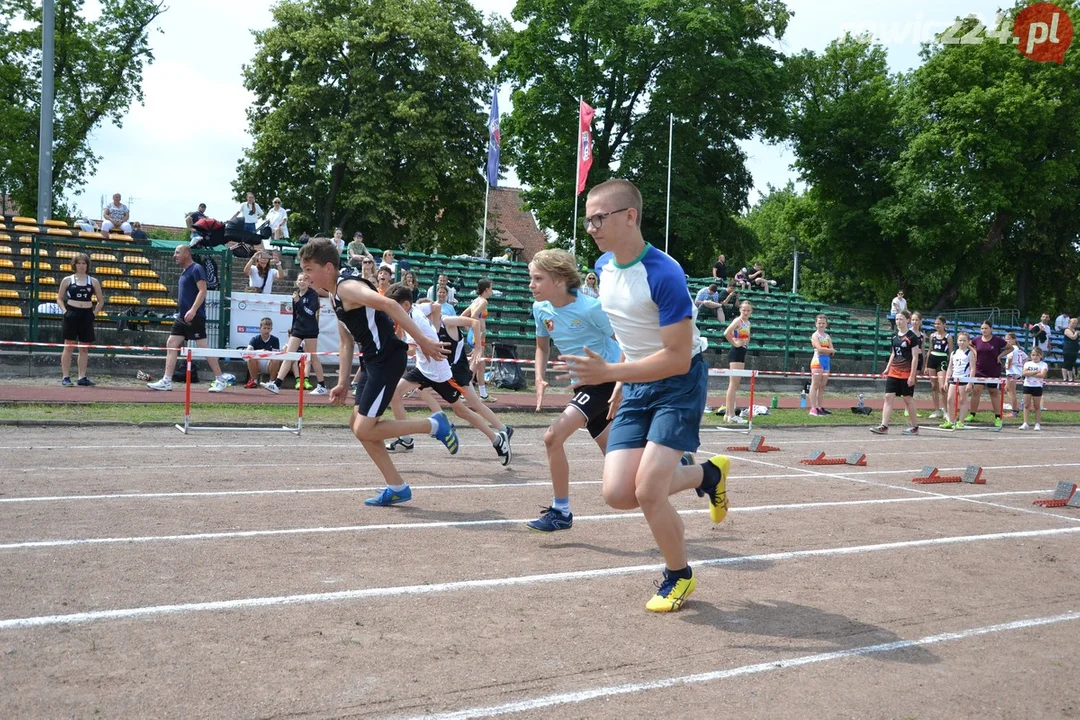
[533,292,621,365]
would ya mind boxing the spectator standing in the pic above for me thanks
[712,254,727,283]
[580,271,599,298]
[185,203,207,241]
[57,253,104,387]
[243,317,282,388]
[146,245,235,392]
[379,249,398,280]
[231,192,263,233]
[966,320,1007,428]
[1062,318,1079,381]
[1030,312,1052,354]
[101,193,132,235]
[360,254,378,284]
[244,250,282,294]
[1055,311,1070,333]
[427,273,457,304]
[889,289,908,329]
[330,228,345,255]
[347,232,368,267]
[129,222,149,244]
[694,283,724,321]
[1019,347,1049,431]
[402,270,421,303]
[261,273,328,395]
[265,198,289,240]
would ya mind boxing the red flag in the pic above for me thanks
[576,100,594,196]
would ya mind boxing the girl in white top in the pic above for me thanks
[244,251,281,294]
[941,331,976,429]
[265,197,289,239]
[1002,332,1028,418]
[231,192,263,232]
[1019,347,1048,430]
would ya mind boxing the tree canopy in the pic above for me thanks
[0,0,165,217]
[234,0,494,252]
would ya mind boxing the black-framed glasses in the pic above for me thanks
[583,207,631,231]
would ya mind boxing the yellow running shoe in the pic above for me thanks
[646,570,697,613]
[695,455,729,524]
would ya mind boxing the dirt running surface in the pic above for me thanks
[2,424,1079,718]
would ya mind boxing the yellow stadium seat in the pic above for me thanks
[0,273,15,283]
[147,297,178,308]
[0,259,11,269]
[59,263,72,273]
[0,306,22,318]
[110,235,133,243]
[137,281,168,293]
[36,290,55,301]
[54,250,76,259]
[38,276,56,285]
[18,235,32,243]
[109,295,141,305]
[0,246,10,254]
[19,247,48,257]
[91,252,116,263]
[12,216,36,224]
[96,266,122,276]
[77,231,105,240]
[43,219,68,228]
[13,224,39,234]
[0,289,18,300]
[47,227,73,237]
[20,261,51,271]
[130,268,159,279]
[123,255,150,265]
[102,279,131,290]
[0,234,9,242]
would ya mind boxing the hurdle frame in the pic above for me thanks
[175,348,308,435]
[704,368,756,435]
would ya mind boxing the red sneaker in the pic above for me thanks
[244,379,258,389]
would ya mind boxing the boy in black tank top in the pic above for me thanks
[298,239,458,507]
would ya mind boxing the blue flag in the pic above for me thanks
[486,87,500,187]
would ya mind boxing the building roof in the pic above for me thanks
[486,187,547,261]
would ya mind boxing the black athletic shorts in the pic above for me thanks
[568,382,617,439]
[727,346,747,364]
[929,353,949,373]
[62,307,95,343]
[1022,386,1044,398]
[403,366,463,404]
[885,375,915,397]
[170,315,207,341]
[451,358,473,388]
[355,345,408,418]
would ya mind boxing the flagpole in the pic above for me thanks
[481,182,490,259]
[571,95,582,258]
[664,112,673,255]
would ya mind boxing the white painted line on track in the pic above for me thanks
[2,525,1079,630]
[403,610,1080,720]
[736,456,1080,524]
[0,440,598,452]
[0,491,1049,551]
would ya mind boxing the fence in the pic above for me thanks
[0,231,231,354]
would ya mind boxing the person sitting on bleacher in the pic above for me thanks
[185,203,208,241]
[130,221,149,244]
[427,273,457,304]
[101,193,132,236]
[694,283,724,321]
[347,232,368,267]
[748,262,773,293]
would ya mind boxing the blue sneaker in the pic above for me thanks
[680,451,695,466]
[76,377,95,387]
[430,411,459,455]
[364,486,413,506]
[526,507,573,533]
[504,425,514,440]
[61,377,74,387]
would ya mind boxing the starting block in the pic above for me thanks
[912,465,985,485]
[800,450,867,466]
[1033,482,1078,508]
[726,434,780,453]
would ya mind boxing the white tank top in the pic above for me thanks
[951,349,972,379]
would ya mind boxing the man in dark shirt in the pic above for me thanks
[712,254,727,283]
[244,317,281,388]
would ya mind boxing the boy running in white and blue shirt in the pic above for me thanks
[527,249,622,533]
[561,179,729,613]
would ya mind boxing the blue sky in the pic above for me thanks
[73,0,1005,227]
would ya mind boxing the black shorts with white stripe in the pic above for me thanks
[355,345,408,418]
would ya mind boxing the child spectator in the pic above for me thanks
[940,331,976,430]
[808,314,834,416]
[1019,347,1048,431]
[244,250,281,294]
[244,318,281,388]
[734,267,751,290]
[1002,332,1028,418]
[347,232,368,267]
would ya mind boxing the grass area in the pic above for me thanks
[2,402,1079,427]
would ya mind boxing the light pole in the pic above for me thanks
[791,236,800,295]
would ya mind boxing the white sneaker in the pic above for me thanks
[728,414,748,424]
[147,378,172,391]
[220,373,236,386]
[310,385,328,396]
[208,380,226,393]
[1034,423,1041,431]
[927,410,942,420]
[1018,423,1029,430]
[261,381,280,395]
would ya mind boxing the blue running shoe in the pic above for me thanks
[430,411,459,455]
[364,486,413,506]
[504,425,514,440]
[680,451,695,466]
[61,377,74,387]
[526,507,573,533]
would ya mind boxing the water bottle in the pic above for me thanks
[770,394,779,409]
[858,393,865,409]
[800,389,807,409]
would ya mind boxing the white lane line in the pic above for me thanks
[2,525,1079,630]
[736,455,1080,525]
[0,439,597,452]
[404,610,1080,720]
[0,491,1049,551]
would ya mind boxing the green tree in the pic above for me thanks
[235,0,493,252]
[498,0,791,270]
[0,0,166,217]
